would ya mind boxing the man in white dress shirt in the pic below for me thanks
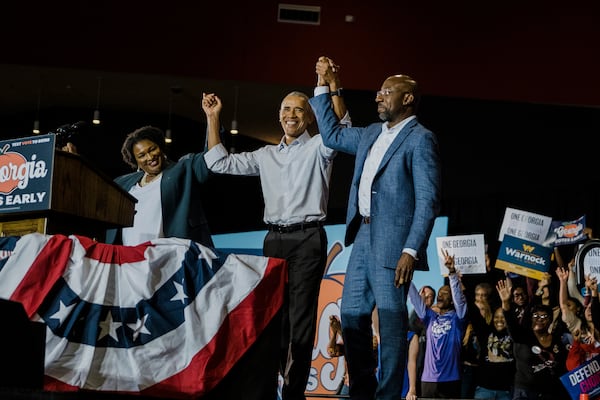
[201,57,349,400]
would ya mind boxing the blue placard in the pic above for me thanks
[560,353,600,400]
[547,215,588,246]
[494,234,553,280]
[0,134,55,213]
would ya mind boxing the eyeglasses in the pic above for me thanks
[376,88,407,97]
[532,313,549,320]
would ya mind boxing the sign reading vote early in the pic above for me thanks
[0,134,55,213]
[498,207,552,245]
[560,353,600,400]
[436,234,486,275]
[547,215,588,247]
[495,234,553,280]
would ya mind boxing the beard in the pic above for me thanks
[378,110,391,121]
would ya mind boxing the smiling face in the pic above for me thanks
[436,285,453,311]
[531,309,551,334]
[493,308,507,332]
[279,94,314,144]
[133,139,165,176]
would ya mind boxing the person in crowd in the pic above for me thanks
[556,266,587,340]
[510,284,532,327]
[309,60,441,400]
[408,249,467,398]
[327,314,350,396]
[461,281,494,398]
[104,125,214,247]
[408,285,435,396]
[471,304,515,400]
[327,314,380,396]
[201,57,349,400]
[497,278,570,400]
[400,329,419,400]
[556,267,600,370]
[328,312,419,400]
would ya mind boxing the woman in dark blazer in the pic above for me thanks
[105,125,213,248]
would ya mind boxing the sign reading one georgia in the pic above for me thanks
[436,234,486,275]
[575,239,600,287]
[0,134,54,213]
[498,207,552,245]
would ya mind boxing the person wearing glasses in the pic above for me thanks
[497,279,570,400]
[310,64,441,400]
[201,57,350,400]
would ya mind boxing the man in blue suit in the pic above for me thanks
[310,59,441,400]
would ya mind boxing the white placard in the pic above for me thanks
[436,234,486,276]
[498,207,552,245]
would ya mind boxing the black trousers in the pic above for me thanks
[263,226,327,400]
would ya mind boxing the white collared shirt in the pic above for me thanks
[122,174,164,245]
[204,132,336,225]
[358,116,416,217]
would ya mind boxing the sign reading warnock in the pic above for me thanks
[494,234,553,280]
[0,134,55,213]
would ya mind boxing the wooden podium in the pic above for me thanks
[0,150,136,242]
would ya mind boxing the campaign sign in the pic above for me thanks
[494,234,553,280]
[547,215,588,247]
[436,234,486,275]
[0,134,55,213]
[498,207,552,245]
[560,353,600,400]
[575,239,600,286]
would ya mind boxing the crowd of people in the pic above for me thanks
[329,240,600,400]
[62,54,600,400]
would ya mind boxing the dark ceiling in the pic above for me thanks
[2,1,600,239]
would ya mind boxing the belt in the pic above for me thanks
[362,216,371,224]
[267,221,323,233]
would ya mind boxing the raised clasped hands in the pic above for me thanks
[315,56,341,87]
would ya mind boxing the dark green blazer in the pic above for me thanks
[105,153,214,248]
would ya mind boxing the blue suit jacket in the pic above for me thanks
[105,153,214,248]
[310,93,441,271]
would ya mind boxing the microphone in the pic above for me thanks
[51,121,88,148]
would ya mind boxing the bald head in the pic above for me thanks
[385,75,419,106]
[376,74,420,126]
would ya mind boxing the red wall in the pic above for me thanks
[3,1,599,106]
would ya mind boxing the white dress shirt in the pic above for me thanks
[122,175,164,245]
[204,132,336,226]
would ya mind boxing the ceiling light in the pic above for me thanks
[33,87,41,134]
[32,120,40,134]
[92,76,102,125]
[231,85,239,135]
